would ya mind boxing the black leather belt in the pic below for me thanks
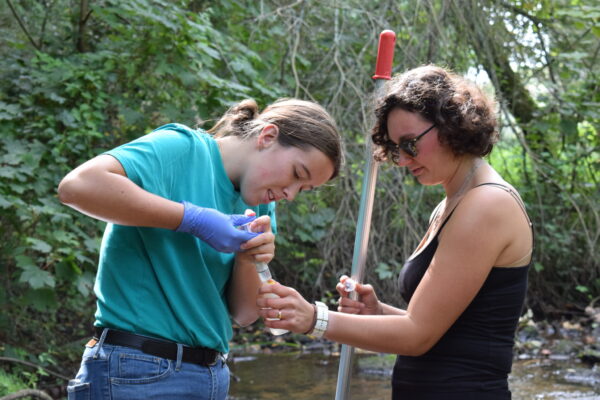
[94,327,220,366]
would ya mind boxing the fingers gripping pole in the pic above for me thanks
[334,30,395,400]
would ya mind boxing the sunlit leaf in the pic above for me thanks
[19,266,55,289]
[27,238,53,253]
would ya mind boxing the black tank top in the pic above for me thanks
[392,183,533,399]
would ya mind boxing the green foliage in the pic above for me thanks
[489,119,599,310]
[0,0,285,379]
[0,0,598,391]
[0,369,32,396]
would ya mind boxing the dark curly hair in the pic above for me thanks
[372,65,499,162]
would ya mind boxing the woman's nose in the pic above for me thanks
[283,185,300,202]
[394,152,412,167]
[286,188,298,202]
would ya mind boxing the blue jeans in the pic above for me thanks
[67,332,230,400]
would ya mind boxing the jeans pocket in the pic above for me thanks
[67,379,90,400]
[111,352,173,384]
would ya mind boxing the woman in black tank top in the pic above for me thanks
[256,65,534,399]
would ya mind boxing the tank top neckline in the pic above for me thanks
[407,182,533,267]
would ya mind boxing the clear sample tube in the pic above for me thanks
[241,210,288,336]
[343,277,357,293]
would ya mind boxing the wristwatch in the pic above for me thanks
[310,301,329,338]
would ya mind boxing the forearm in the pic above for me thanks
[324,312,426,356]
[58,156,183,229]
[379,302,407,316]
[227,255,262,326]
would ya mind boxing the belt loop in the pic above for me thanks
[93,328,109,359]
[175,343,183,371]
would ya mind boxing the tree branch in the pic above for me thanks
[77,0,90,52]
[0,356,71,381]
[499,1,550,26]
[0,389,53,400]
[6,0,41,51]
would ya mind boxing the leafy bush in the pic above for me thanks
[0,1,598,391]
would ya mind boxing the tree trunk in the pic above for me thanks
[77,0,90,52]
[453,0,544,152]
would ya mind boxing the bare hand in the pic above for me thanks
[239,216,275,264]
[256,281,315,334]
[336,275,382,315]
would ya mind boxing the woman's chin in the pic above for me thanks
[241,193,261,207]
[242,192,269,207]
[244,198,260,207]
[414,175,434,186]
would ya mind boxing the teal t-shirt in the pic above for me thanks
[95,123,276,353]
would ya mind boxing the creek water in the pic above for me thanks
[227,352,600,400]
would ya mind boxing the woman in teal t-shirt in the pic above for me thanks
[58,98,343,400]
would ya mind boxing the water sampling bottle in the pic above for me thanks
[240,210,288,336]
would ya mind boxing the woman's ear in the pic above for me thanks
[257,124,279,150]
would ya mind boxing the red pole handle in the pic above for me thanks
[335,29,397,400]
[372,30,396,80]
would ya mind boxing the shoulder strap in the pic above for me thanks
[437,182,534,240]
[473,183,535,254]
[429,200,445,225]
[474,183,532,226]
[437,208,456,232]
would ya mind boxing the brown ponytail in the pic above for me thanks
[208,98,344,180]
[208,99,259,138]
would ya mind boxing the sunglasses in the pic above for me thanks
[387,124,436,162]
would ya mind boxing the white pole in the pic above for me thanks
[334,29,396,400]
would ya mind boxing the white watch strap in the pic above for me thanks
[311,301,329,338]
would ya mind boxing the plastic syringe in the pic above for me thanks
[241,210,288,336]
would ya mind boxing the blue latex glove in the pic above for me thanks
[175,201,258,253]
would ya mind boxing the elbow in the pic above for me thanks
[57,177,71,205]
[57,175,78,206]
[392,315,440,356]
[403,336,437,357]
[405,346,429,357]
[231,308,260,327]
[232,314,259,328]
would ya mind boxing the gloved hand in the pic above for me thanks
[175,201,258,253]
